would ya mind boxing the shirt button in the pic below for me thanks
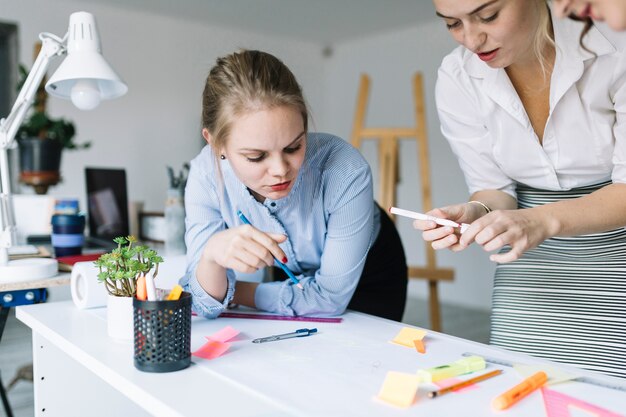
[270,202,276,207]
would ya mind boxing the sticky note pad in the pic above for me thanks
[208,326,240,343]
[193,340,230,360]
[377,371,420,408]
[391,327,427,348]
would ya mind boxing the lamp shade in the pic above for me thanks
[45,11,127,108]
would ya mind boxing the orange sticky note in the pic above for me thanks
[377,371,420,408]
[413,339,426,354]
[192,340,230,360]
[136,276,147,301]
[391,327,427,348]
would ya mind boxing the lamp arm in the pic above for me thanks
[0,32,66,264]
[0,33,66,149]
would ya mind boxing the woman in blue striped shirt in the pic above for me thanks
[180,50,408,321]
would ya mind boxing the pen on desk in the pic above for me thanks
[492,371,547,410]
[252,328,317,343]
[389,207,470,233]
[236,210,303,289]
[428,369,503,399]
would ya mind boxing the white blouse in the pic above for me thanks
[435,15,626,198]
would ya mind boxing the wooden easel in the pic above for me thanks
[350,73,454,331]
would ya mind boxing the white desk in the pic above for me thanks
[16,301,626,417]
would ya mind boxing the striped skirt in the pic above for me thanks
[491,182,626,379]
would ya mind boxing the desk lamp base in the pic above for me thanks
[0,258,58,283]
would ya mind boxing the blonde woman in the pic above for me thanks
[181,50,408,321]
[554,0,626,30]
[414,0,626,378]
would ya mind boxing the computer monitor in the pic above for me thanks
[85,167,129,246]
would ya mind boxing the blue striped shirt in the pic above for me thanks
[180,133,380,318]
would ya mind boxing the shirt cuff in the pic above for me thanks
[255,281,294,315]
[184,269,236,319]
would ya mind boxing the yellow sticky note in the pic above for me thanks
[391,327,427,348]
[514,364,577,386]
[377,371,420,408]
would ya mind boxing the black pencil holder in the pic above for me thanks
[133,292,192,373]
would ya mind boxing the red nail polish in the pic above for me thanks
[282,257,288,263]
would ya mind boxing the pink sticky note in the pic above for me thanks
[208,326,240,343]
[434,377,479,393]
[192,340,230,360]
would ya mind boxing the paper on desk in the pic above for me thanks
[513,364,577,386]
[434,377,479,393]
[208,325,240,343]
[376,371,420,408]
[193,340,231,360]
[192,325,241,360]
[390,327,427,348]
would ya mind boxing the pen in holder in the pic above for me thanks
[133,292,192,373]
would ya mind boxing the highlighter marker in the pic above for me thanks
[492,371,547,410]
[416,355,486,383]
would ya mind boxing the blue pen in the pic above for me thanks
[252,328,317,343]
[236,210,303,289]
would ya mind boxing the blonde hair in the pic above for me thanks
[535,1,556,77]
[201,50,309,161]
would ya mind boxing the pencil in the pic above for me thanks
[428,369,503,399]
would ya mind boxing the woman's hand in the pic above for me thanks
[413,202,485,251]
[459,208,552,263]
[202,224,287,273]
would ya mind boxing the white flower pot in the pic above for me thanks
[107,294,134,341]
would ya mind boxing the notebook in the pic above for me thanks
[84,167,129,250]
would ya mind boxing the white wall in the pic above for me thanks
[3,0,327,213]
[322,21,496,310]
[3,1,495,310]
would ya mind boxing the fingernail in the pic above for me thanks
[282,257,288,263]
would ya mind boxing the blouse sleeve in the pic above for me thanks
[179,155,236,319]
[436,59,517,198]
[610,50,626,184]
[255,161,375,316]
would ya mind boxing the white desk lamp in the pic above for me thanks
[0,11,127,281]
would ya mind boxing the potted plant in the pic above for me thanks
[94,236,163,340]
[16,63,91,194]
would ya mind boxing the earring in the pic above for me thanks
[220,155,226,160]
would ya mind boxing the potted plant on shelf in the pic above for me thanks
[16,63,91,194]
[94,236,163,340]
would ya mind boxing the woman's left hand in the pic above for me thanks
[459,208,551,263]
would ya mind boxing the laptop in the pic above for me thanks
[84,167,129,250]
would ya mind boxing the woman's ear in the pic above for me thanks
[201,128,212,145]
